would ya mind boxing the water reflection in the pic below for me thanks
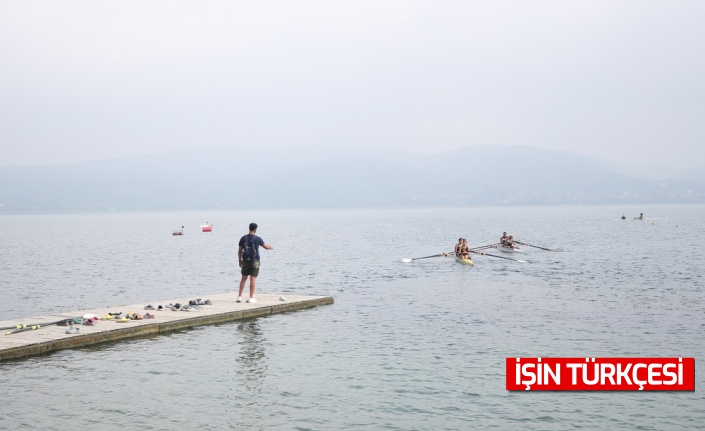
[225,320,270,430]
[236,320,267,393]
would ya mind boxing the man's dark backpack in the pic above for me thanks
[242,236,257,262]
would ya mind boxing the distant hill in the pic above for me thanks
[605,163,705,183]
[0,145,703,211]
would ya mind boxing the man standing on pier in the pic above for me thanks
[237,222,274,303]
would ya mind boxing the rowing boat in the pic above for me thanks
[455,256,474,266]
[493,244,525,253]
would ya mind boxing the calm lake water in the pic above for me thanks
[0,205,703,430]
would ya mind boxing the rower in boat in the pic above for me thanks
[459,238,471,260]
[455,238,474,265]
[454,238,463,257]
[500,232,509,245]
[494,235,521,252]
[639,213,645,220]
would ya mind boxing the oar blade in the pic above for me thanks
[516,240,552,251]
[470,244,497,251]
[403,252,453,262]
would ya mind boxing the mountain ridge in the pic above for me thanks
[1,145,703,211]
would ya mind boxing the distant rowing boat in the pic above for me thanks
[492,244,525,253]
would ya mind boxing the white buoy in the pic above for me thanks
[279,296,286,301]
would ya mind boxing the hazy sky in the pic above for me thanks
[1,1,704,167]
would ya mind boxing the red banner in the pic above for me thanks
[506,357,694,391]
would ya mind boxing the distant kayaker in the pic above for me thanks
[621,214,626,220]
[237,222,274,304]
[639,213,645,220]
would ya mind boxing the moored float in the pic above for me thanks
[201,223,212,233]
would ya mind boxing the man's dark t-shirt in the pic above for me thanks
[239,234,265,262]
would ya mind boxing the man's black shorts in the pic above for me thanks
[241,260,260,277]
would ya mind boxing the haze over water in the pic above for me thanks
[1,205,703,430]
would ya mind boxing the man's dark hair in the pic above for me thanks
[249,223,258,231]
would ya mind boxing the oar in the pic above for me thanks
[4,319,72,335]
[0,323,34,331]
[6,325,46,335]
[470,244,497,251]
[515,241,552,251]
[470,250,526,263]
[401,252,452,263]
[1,318,74,331]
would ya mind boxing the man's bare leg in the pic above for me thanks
[249,276,257,299]
[238,275,248,299]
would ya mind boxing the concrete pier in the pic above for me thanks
[0,293,333,361]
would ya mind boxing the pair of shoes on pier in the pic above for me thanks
[144,312,155,319]
[114,313,143,321]
[166,303,201,311]
[66,326,80,334]
[57,318,83,326]
[188,299,212,306]
[82,314,100,323]
[144,305,155,310]
[236,296,257,303]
